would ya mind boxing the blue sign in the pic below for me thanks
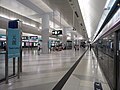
[7,28,21,58]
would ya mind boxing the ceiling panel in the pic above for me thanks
[42,0,74,27]
[0,0,107,40]
[0,0,37,16]
[78,0,107,39]
[42,0,88,39]
[29,0,53,13]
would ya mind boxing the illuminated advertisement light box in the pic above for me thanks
[7,28,21,58]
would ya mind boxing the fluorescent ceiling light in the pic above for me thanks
[104,0,111,8]
[0,14,10,19]
[92,0,116,41]
[22,21,36,27]
[49,37,57,40]
[67,36,71,40]
[78,0,91,38]
[0,14,37,28]
[22,32,40,37]
[104,0,116,9]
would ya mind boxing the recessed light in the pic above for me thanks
[117,3,120,6]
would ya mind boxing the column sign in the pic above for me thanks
[7,28,21,58]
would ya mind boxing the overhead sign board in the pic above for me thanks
[22,36,29,40]
[52,30,62,35]
[30,36,38,40]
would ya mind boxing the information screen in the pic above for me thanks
[30,36,38,40]
[22,36,28,40]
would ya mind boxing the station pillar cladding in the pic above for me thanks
[41,14,49,54]
[62,27,67,46]
[71,32,75,49]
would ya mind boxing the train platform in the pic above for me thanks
[62,50,110,90]
[0,0,119,89]
[0,48,111,90]
[0,48,86,90]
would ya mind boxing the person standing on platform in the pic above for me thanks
[3,43,6,51]
[90,43,92,51]
[74,45,77,51]
[38,43,40,55]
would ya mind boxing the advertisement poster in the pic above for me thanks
[7,28,21,58]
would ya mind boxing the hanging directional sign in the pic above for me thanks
[7,28,21,58]
[52,30,62,35]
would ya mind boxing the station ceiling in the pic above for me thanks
[0,0,108,40]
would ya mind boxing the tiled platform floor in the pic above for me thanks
[62,49,110,90]
[0,48,86,90]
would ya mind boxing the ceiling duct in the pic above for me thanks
[80,23,83,26]
[75,11,79,17]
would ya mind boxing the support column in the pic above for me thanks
[62,27,67,46]
[41,14,49,54]
[75,35,79,45]
[75,39,77,45]
[71,32,75,49]
[78,39,81,47]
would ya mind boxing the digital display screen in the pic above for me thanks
[22,36,28,40]
[26,42,29,46]
[52,30,62,35]
[29,43,32,46]
[55,31,57,34]
[51,43,55,46]
[30,36,38,40]
[34,43,36,46]
[22,42,24,46]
